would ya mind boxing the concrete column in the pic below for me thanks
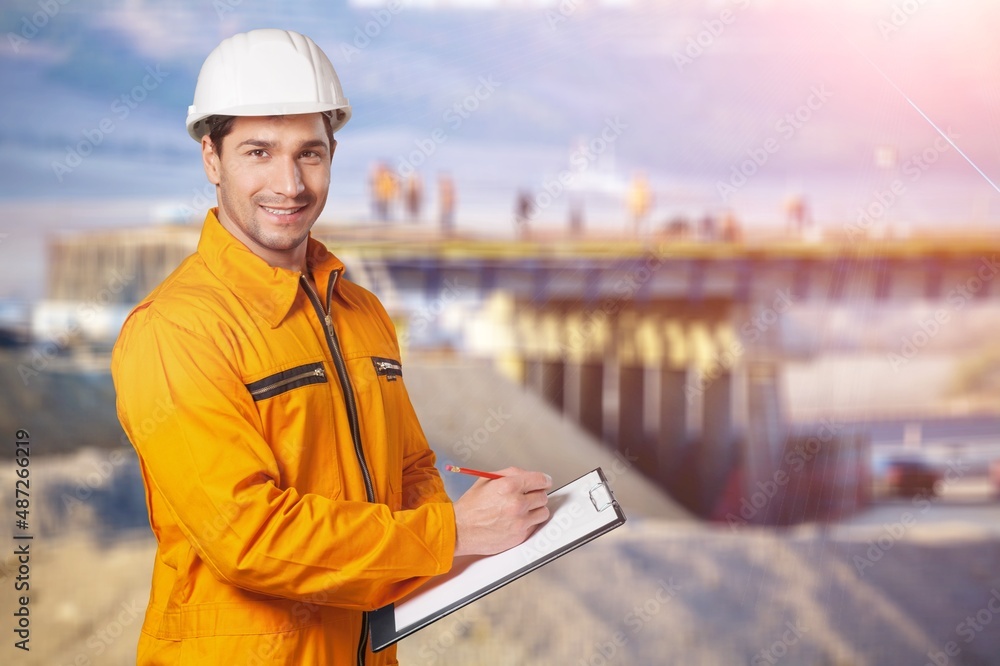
[539,360,565,411]
[563,308,608,441]
[516,305,568,414]
[658,366,688,481]
[536,309,566,411]
[616,311,653,473]
[701,368,733,512]
[617,363,645,458]
[654,316,689,485]
[577,361,604,440]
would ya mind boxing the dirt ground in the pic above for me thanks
[4,358,1000,664]
[4,517,999,666]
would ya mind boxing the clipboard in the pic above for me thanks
[370,467,626,652]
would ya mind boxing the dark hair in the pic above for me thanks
[206,113,336,155]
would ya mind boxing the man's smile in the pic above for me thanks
[260,205,306,217]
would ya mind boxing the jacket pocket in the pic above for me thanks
[245,362,328,401]
[371,356,402,382]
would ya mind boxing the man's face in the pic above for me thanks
[202,113,333,269]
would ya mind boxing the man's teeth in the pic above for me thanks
[262,206,302,216]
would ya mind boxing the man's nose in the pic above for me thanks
[272,157,305,198]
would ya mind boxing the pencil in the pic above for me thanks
[444,464,503,480]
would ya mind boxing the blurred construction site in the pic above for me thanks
[5,211,1000,664]
[5,0,1000,664]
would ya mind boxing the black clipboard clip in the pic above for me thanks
[588,481,616,512]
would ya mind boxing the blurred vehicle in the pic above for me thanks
[884,458,941,498]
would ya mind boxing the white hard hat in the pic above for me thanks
[186,29,351,142]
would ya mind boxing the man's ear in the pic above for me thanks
[330,138,337,161]
[202,135,221,186]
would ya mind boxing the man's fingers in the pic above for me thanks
[521,488,549,511]
[527,504,550,526]
[512,470,552,493]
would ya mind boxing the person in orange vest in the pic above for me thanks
[370,162,399,222]
[111,29,550,666]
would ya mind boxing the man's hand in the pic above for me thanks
[452,467,552,557]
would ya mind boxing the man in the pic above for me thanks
[111,29,550,666]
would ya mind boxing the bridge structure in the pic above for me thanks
[45,224,1000,517]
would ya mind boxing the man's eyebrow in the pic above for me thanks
[234,139,329,151]
[235,139,274,150]
[299,139,329,151]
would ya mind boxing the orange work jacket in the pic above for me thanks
[111,209,456,665]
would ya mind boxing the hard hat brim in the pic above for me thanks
[186,101,351,142]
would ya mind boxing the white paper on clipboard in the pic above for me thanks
[370,467,626,652]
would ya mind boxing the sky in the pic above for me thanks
[1,0,999,234]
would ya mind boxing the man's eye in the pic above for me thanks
[301,150,320,159]
[248,149,267,158]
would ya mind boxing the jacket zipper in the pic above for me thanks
[248,367,325,398]
[375,359,400,373]
[301,271,374,666]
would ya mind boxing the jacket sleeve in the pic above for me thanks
[112,306,456,611]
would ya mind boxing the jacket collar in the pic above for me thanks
[196,208,347,328]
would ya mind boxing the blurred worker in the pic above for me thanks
[628,171,653,235]
[111,29,550,666]
[404,172,423,222]
[370,161,398,222]
[720,210,743,243]
[438,171,456,234]
[569,196,584,236]
[785,194,811,238]
[699,214,717,241]
[515,190,534,238]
